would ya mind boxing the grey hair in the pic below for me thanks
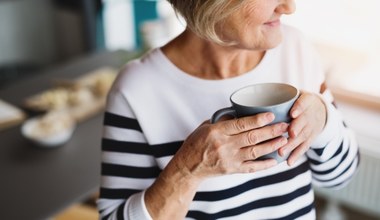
[167,0,245,45]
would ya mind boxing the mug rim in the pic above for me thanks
[230,83,299,108]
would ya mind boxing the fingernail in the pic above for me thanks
[266,113,275,121]
[282,148,288,156]
[291,110,299,118]
[281,123,289,131]
[272,160,278,166]
[288,160,294,166]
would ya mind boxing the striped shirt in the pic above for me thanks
[97,26,359,220]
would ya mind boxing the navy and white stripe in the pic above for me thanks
[98,108,358,219]
[97,26,359,220]
[307,90,360,189]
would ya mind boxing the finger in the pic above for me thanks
[278,126,309,157]
[287,140,311,166]
[287,115,307,138]
[231,122,288,148]
[240,136,288,161]
[290,92,313,118]
[241,159,278,173]
[221,112,275,135]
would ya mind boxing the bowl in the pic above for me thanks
[21,111,76,148]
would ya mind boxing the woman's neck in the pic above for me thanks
[161,29,265,80]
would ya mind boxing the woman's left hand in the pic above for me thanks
[278,91,327,166]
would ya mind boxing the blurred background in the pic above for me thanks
[0,0,379,220]
[0,0,185,88]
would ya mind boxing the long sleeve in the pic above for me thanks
[95,26,359,219]
[97,90,154,220]
[307,89,360,189]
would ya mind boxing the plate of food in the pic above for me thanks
[23,67,118,122]
[21,111,76,148]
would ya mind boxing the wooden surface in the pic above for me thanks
[314,42,380,112]
[332,87,380,112]
[23,67,118,123]
[54,204,98,220]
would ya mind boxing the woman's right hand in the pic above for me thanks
[172,112,289,181]
[145,112,288,219]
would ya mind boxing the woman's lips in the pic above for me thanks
[264,19,281,27]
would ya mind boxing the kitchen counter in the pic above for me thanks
[0,49,137,220]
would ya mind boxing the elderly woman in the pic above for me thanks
[98,0,359,219]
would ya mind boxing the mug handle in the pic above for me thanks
[211,107,237,123]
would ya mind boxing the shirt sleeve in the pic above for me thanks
[290,27,360,189]
[97,89,155,220]
[306,88,360,189]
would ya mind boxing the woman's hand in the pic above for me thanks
[171,112,289,181]
[279,91,327,166]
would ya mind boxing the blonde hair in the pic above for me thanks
[167,0,244,45]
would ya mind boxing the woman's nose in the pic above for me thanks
[276,0,296,15]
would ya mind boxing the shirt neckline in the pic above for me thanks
[149,47,275,91]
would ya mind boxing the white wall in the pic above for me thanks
[283,0,380,97]
[283,0,380,54]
